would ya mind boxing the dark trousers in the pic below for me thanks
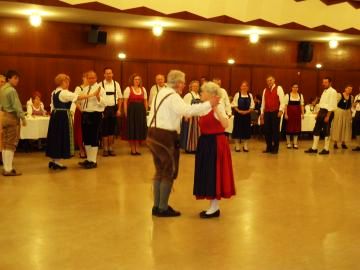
[264,111,280,151]
[82,112,102,146]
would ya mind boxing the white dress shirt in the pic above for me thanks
[318,87,338,112]
[149,84,166,107]
[101,80,122,107]
[78,83,107,112]
[231,92,255,109]
[260,84,285,114]
[148,87,211,133]
[183,91,201,105]
[50,87,78,111]
[218,88,232,115]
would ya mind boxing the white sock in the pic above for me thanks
[293,135,298,146]
[324,137,330,151]
[85,145,91,161]
[88,147,98,163]
[52,159,63,166]
[235,140,241,150]
[3,150,14,172]
[243,140,248,150]
[206,199,219,214]
[312,136,320,150]
[286,135,291,145]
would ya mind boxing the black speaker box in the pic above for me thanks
[88,30,107,44]
[297,42,313,63]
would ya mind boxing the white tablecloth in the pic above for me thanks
[20,116,50,139]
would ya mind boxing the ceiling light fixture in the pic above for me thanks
[329,39,338,49]
[316,63,322,69]
[249,33,259,44]
[227,59,235,65]
[152,24,163,37]
[118,52,126,59]
[29,12,42,27]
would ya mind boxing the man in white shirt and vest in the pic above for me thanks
[101,67,122,157]
[78,70,107,169]
[148,74,166,109]
[305,77,338,155]
[260,75,285,154]
[147,70,219,218]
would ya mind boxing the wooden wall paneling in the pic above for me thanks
[209,65,231,92]
[298,69,318,103]
[333,70,360,91]
[230,66,252,97]
[121,61,148,91]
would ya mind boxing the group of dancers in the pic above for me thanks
[1,68,360,219]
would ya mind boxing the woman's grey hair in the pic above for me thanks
[201,81,220,96]
[167,70,185,88]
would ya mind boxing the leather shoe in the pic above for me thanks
[305,148,318,154]
[352,146,360,152]
[200,210,220,219]
[319,149,330,155]
[84,161,97,169]
[2,169,22,176]
[157,206,181,217]
[152,206,159,216]
[78,160,90,167]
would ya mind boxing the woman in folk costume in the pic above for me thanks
[331,85,353,149]
[73,72,88,158]
[353,91,360,152]
[180,80,201,153]
[193,82,235,219]
[123,74,148,155]
[231,81,255,152]
[46,74,100,170]
[284,83,304,149]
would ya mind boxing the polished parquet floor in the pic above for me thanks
[0,139,359,270]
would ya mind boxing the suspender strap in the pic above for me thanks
[149,92,175,128]
[102,80,117,105]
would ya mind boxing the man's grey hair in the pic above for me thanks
[167,70,185,88]
[201,81,220,96]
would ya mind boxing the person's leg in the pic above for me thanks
[153,180,161,209]
[206,199,220,215]
[272,112,280,152]
[102,136,109,155]
[293,135,299,148]
[286,135,291,147]
[324,136,330,151]
[159,180,174,211]
[234,139,241,152]
[2,115,21,175]
[263,112,272,152]
[243,139,249,151]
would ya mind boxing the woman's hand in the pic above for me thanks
[284,114,288,120]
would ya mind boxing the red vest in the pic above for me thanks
[264,85,280,112]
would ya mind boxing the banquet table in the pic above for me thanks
[20,116,50,140]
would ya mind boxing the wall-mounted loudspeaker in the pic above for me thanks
[297,42,313,63]
[88,25,107,44]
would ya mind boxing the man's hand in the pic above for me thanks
[284,114,288,120]
[116,110,121,117]
[278,111,283,118]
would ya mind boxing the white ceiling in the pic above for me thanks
[0,1,359,44]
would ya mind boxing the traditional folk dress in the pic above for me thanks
[331,93,353,143]
[180,91,201,152]
[285,93,304,135]
[73,86,84,151]
[232,92,255,139]
[46,88,76,159]
[354,94,360,138]
[193,105,236,200]
[124,87,147,141]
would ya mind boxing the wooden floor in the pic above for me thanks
[0,139,359,270]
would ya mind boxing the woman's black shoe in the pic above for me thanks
[48,161,55,169]
[84,162,97,169]
[78,160,90,167]
[200,209,220,219]
[135,152,141,156]
[334,143,338,149]
[157,206,181,217]
[352,146,360,152]
[305,148,318,154]
[243,147,249,152]
[341,144,348,149]
[319,149,330,155]
[49,162,67,170]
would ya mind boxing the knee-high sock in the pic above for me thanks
[293,135,298,145]
[243,140,249,150]
[206,199,219,215]
[3,150,14,172]
[153,180,161,208]
[235,139,241,150]
[312,136,320,150]
[85,145,91,161]
[87,147,98,163]
[286,135,291,144]
[159,180,173,211]
[324,136,330,151]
